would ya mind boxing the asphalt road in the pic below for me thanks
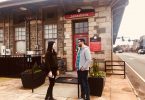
[117,52,145,81]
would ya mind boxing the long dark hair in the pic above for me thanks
[47,41,56,55]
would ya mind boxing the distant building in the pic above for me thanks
[132,39,140,52]
[139,35,145,49]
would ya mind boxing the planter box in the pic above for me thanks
[21,71,46,88]
[88,77,105,97]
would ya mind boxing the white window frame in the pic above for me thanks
[15,27,26,54]
[0,29,3,42]
[44,24,57,52]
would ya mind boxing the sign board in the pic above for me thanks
[65,12,95,19]
[65,9,95,19]
[90,37,101,52]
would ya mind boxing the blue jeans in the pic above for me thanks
[77,70,90,100]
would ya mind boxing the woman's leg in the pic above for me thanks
[45,77,55,100]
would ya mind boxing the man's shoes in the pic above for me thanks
[81,95,85,100]
[49,97,56,100]
[45,97,56,100]
[78,97,84,100]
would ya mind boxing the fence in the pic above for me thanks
[0,55,41,77]
[105,60,126,78]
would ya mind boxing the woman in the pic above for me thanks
[45,41,58,100]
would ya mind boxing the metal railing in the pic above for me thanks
[105,60,126,78]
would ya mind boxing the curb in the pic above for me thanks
[126,76,140,100]
[118,55,141,100]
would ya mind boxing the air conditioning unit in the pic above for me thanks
[5,49,11,55]
[27,51,35,55]
[1,46,11,55]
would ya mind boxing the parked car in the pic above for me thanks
[138,49,145,54]
[116,49,123,53]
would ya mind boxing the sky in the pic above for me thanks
[115,0,145,45]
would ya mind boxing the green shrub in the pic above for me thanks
[24,62,42,74]
[89,58,106,78]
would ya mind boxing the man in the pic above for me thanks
[76,39,92,100]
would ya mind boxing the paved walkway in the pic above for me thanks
[0,72,138,100]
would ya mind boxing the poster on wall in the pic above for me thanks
[90,36,101,52]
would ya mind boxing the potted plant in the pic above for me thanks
[21,63,46,88]
[88,58,106,97]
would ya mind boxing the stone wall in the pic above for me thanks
[63,20,73,71]
[63,6,112,71]
[89,6,112,60]
[57,16,64,58]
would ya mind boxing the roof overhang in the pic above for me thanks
[111,0,129,44]
[0,0,128,45]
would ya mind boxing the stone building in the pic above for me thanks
[0,0,128,71]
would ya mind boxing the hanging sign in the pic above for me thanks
[65,12,95,19]
[90,36,101,52]
[65,9,95,19]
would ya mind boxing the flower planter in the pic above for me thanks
[88,77,105,97]
[21,70,46,88]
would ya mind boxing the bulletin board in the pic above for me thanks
[90,36,101,52]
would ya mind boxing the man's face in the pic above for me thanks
[78,40,83,47]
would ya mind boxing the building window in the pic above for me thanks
[44,24,57,51]
[74,21,88,34]
[0,29,3,42]
[15,27,26,54]
[15,28,26,41]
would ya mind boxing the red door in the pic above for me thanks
[72,20,89,70]
[73,34,89,70]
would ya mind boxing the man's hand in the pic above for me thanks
[48,71,54,78]
[80,66,84,71]
[57,70,60,76]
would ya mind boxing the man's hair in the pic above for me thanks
[78,38,85,44]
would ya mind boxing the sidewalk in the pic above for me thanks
[0,72,137,100]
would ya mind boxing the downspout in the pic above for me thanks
[3,17,5,46]
[111,8,113,61]
[28,18,31,50]
[8,14,10,49]
[41,8,44,54]
[36,15,38,46]
[25,18,27,52]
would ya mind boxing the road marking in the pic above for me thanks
[119,56,145,83]
[128,57,135,60]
